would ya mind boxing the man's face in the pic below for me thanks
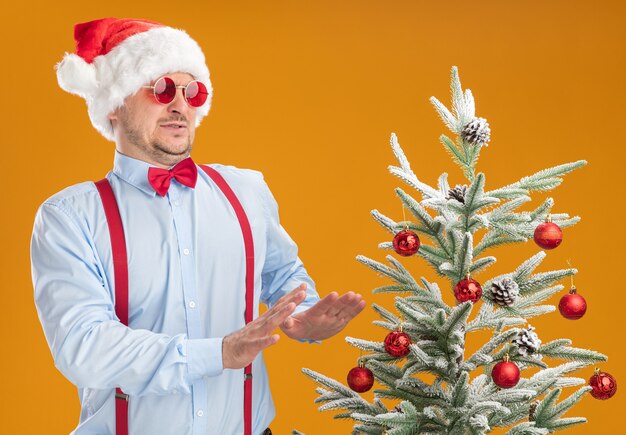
[109,72,199,168]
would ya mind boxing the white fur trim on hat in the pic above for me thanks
[56,26,212,142]
[56,53,99,99]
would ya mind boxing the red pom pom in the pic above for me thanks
[384,330,412,357]
[534,220,562,250]
[347,366,374,393]
[491,359,520,389]
[589,369,617,400]
[393,230,420,256]
[558,287,587,320]
[454,278,483,303]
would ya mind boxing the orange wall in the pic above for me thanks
[2,1,624,433]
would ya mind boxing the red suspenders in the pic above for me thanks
[94,179,130,435]
[95,165,255,435]
[200,166,255,435]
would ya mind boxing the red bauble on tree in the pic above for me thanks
[384,330,412,357]
[533,215,563,250]
[455,274,483,303]
[392,229,420,256]
[347,361,374,393]
[589,368,617,400]
[491,354,520,389]
[558,286,587,320]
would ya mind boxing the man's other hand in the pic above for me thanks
[280,288,366,341]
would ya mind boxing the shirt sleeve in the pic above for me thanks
[258,176,320,315]
[31,201,223,397]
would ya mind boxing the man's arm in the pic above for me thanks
[216,170,367,369]
[256,176,366,342]
[257,175,320,312]
[31,201,222,396]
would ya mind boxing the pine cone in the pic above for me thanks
[447,184,467,203]
[513,325,542,357]
[461,117,491,146]
[490,277,520,307]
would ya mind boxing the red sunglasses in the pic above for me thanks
[142,76,209,107]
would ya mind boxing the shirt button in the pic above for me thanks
[196,410,204,417]
[173,199,180,206]
[189,301,197,309]
[183,248,190,255]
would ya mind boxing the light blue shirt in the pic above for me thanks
[31,151,319,435]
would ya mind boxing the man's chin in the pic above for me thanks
[154,140,192,157]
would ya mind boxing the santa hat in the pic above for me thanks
[56,18,212,141]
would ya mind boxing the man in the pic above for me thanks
[31,18,365,435]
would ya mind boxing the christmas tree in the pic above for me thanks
[301,67,616,434]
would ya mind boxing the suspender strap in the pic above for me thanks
[96,167,255,435]
[200,165,255,435]
[94,179,129,435]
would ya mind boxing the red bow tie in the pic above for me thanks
[147,157,198,196]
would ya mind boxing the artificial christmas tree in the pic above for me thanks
[301,67,612,434]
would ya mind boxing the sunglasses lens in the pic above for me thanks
[185,81,209,107]
[153,77,176,104]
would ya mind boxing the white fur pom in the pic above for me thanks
[56,53,98,99]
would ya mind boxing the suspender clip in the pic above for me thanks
[115,392,129,401]
[244,373,253,381]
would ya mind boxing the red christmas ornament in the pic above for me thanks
[558,286,587,320]
[454,276,483,303]
[392,230,420,256]
[533,215,563,250]
[491,354,520,389]
[347,362,374,393]
[589,368,617,400]
[384,330,412,357]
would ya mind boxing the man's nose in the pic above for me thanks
[167,88,188,113]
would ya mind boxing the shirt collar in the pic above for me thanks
[112,151,158,197]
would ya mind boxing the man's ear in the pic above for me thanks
[108,109,118,122]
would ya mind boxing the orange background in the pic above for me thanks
[1,1,625,433]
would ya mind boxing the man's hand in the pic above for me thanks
[222,284,307,369]
[280,289,366,341]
